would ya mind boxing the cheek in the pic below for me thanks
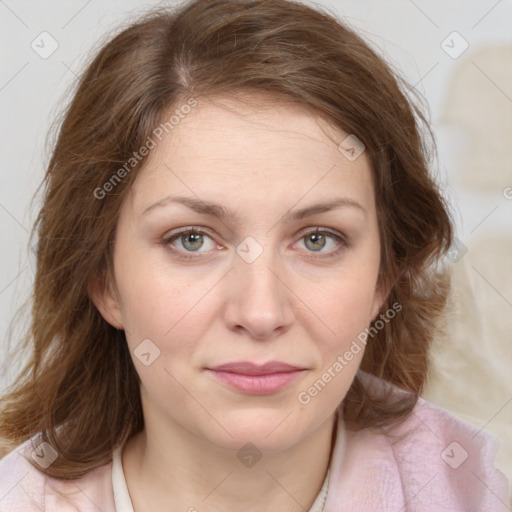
[116,264,217,359]
[306,279,377,394]
[319,269,379,328]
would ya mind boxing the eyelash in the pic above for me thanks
[162,226,348,261]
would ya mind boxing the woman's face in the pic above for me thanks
[93,95,384,453]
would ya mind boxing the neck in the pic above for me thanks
[122,412,339,512]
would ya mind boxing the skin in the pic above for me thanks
[91,93,385,512]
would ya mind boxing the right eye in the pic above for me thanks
[162,227,223,260]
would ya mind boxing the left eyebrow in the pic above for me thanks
[141,195,366,221]
[286,198,366,220]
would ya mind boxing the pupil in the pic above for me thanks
[183,233,203,251]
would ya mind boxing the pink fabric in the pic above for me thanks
[324,395,510,511]
[0,373,509,511]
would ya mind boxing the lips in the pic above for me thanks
[208,361,303,375]
[206,361,306,394]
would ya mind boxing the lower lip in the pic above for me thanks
[207,370,304,394]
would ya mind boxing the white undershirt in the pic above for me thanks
[112,445,330,512]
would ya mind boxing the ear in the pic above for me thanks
[88,269,125,330]
[370,273,387,321]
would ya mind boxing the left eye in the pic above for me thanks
[296,229,344,253]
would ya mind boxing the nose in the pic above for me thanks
[223,245,295,340]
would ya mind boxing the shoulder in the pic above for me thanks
[389,395,510,508]
[0,436,47,511]
[0,434,116,511]
[326,372,510,511]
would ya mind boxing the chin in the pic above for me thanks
[199,410,308,453]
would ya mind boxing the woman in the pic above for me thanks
[0,0,508,510]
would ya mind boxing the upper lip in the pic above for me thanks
[207,361,304,375]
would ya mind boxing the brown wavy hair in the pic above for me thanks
[0,0,452,479]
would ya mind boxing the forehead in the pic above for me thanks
[125,94,375,215]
